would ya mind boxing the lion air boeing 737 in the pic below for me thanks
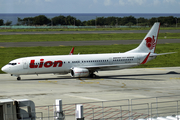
[1,22,174,80]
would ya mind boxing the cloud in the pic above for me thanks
[45,0,53,2]
[163,0,176,4]
[153,0,160,6]
[93,0,98,4]
[104,0,111,6]
[135,0,146,5]
[126,0,146,6]
[119,0,125,6]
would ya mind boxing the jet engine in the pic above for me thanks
[70,67,89,77]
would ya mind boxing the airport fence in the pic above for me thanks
[4,95,180,120]
[0,25,148,29]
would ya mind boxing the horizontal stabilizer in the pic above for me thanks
[150,52,177,57]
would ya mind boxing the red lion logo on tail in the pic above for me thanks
[145,36,156,50]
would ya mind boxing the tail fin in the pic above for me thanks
[126,22,160,53]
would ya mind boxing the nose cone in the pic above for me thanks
[1,65,8,73]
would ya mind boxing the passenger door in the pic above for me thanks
[22,59,28,69]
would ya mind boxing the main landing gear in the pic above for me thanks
[89,71,98,78]
[89,73,97,78]
[17,77,21,80]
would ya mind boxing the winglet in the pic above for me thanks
[69,47,74,55]
[141,52,151,64]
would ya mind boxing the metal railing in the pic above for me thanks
[4,95,180,120]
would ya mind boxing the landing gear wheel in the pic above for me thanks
[17,77,21,80]
[90,74,96,78]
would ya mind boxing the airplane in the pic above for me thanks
[1,22,175,80]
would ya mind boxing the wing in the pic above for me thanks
[80,63,138,71]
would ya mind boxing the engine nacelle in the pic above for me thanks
[70,67,89,77]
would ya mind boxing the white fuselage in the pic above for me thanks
[1,52,154,76]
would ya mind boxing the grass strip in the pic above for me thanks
[0,33,180,42]
[0,43,179,74]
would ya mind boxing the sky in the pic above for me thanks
[0,0,180,13]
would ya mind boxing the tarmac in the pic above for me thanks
[0,67,180,106]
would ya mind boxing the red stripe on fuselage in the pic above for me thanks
[141,52,151,64]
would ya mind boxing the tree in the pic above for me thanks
[17,17,23,25]
[4,20,12,25]
[121,16,136,25]
[84,19,95,26]
[104,17,118,26]
[126,22,133,27]
[164,16,175,26]
[149,17,157,26]
[52,15,66,25]
[33,15,50,25]
[76,19,82,26]
[66,15,76,25]
[0,19,3,26]
[96,17,105,26]
[23,17,34,25]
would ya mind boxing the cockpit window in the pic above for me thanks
[8,63,17,65]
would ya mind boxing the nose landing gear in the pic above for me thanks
[11,74,21,80]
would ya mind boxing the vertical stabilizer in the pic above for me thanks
[126,22,160,53]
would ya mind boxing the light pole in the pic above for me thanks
[95,16,97,28]
[3,19,6,29]
[136,18,138,27]
[51,18,53,29]
[116,19,118,28]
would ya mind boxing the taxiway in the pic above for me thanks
[0,67,179,106]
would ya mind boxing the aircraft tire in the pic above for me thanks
[17,77,21,80]
[90,74,96,78]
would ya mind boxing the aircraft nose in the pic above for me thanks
[1,65,9,73]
